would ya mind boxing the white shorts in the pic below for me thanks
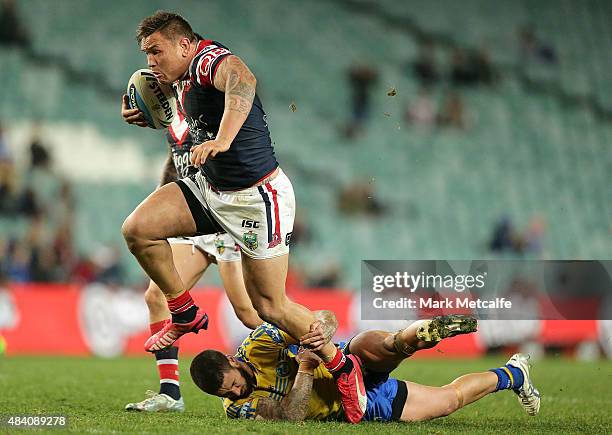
[168,233,241,263]
[177,168,295,259]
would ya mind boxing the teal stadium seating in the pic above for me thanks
[0,0,610,287]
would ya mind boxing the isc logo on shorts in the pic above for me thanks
[241,219,260,228]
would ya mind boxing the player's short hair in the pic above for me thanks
[136,10,196,44]
[190,349,231,395]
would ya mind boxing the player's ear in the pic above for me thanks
[226,355,238,367]
[179,37,192,56]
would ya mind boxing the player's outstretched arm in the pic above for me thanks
[190,55,257,166]
[255,349,320,421]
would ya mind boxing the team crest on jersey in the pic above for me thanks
[276,361,291,378]
[243,231,258,251]
[214,237,225,255]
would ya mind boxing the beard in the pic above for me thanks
[237,364,256,399]
[225,365,256,401]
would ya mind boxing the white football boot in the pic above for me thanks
[506,353,541,416]
[125,390,185,412]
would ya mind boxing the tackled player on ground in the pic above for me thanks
[190,314,540,422]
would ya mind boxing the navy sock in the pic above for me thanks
[489,364,524,392]
[171,306,197,324]
[155,346,181,400]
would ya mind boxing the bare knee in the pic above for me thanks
[235,307,263,330]
[251,296,288,325]
[144,284,167,311]
[121,214,144,252]
[439,386,461,416]
[122,212,159,254]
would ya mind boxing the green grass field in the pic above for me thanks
[0,356,610,434]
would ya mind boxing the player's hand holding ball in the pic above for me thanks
[121,94,148,128]
[190,139,231,166]
[122,69,176,129]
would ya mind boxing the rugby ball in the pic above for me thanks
[126,69,176,129]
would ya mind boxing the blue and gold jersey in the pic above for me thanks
[223,323,343,420]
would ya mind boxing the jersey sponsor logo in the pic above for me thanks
[243,231,258,251]
[241,219,260,229]
[172,151,193,178]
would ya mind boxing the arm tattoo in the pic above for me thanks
[159,151,178,187]
[231,82,256,100]
[255,371,314,421]
[314,310,339,343]
[255,398,285,420]
[281,371,314,421]
[217,56,256,115]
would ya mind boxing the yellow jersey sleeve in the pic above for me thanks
[224,396,261,419]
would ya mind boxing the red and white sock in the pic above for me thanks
[167,291,198,323]
[150,320,181,400]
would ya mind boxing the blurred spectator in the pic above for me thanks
[489,216,514,252]
[16,186,40,217]
[92,245,125,285]
[0,121,17,214]
[53,211,76,277]
[518,25,558,65]
[343,64,379,139]
[412,39,439,86]
[6,240,31,282]
[523,216,546,256]
[405,87,436,127]
[71,255,98,284]
[489,215,546,257]
[28,124,52,170]
[449,47,498,87]
[0,239,8,275]
[338,180,386,217]
[472,47,497,85]
[0,0,30,48]
[438,91,468,129]
[449,48,479,86]
[0,121,10,161]
[0,121,83,284]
